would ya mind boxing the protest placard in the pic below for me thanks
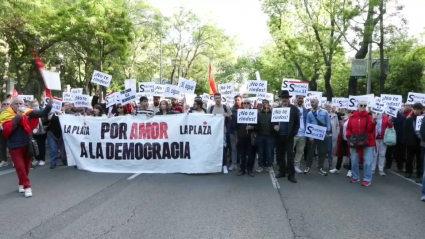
[407,92,425,105]
[307,91,322,98]
[348,95,369,110]
[305,123,327,140]
[19,95,34,101]
[371,102,386,114]
[74,95,90,108]
[50,99,62,113]
[125,79,137,92]
[71,88,83,95]
[62,92,74,103]
[287,81,308,96]
[218,83,234,95]
[416,116,424,131]
[237,109,258,124]
[178,77,197,94]
[281,78,300,90]
[304,96,312,109]
[164,84,180,98]
[138,82,155,94]
[41,69,61,90]
[385,105,398,118]
[271,107,290,122]
[119,88,137,105]
[105,93,116,108]
[380,94,402,109]
[247,80,267,94]
[153,84,165,97]
[90,70,112,88]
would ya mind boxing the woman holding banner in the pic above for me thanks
[156,100,174,115]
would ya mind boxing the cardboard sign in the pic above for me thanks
[218,83,234,95]
[237,109,258,124]
[371,102,386,114]
[281,78,300,90]
[71,88,83,95]
[332,98,348,108]
[74,94,90,108]
[19,95,34,101]
[139,82,155,94]
[407,92,425,105]
[125,79,137,92]
[304,96,312,109]
[41,69,61,90]
[154,84,165,97]
[50,99,62,113]
[136,93,153,105]
[271,107,290,122]
[247,80,267,94]
[90,70,112,88]
[119,88,137,105]
[105,93,116,108]
[307,91,322,98]
[305,123,327,140]
[348,95,369,110]
[178,77,196,94]
[164,84,180,98]
[256,93,274,105]
[380,94,402,109]
[416,116,424,131]
[62,92,74,103]
[385,105,398,118]
[287,81,308,96]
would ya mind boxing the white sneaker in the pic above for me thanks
[18,185,25,193]
[379,171,386,176]
[256,167,264,173]
[294,166,302,174]
[330,168,340,174]
[228,164,237,171]
[265,167,273,172]
[24,188,32,198]
[223,166,228,174]
[0,161,8,167]
[347,170,352,177]
[421,196,425,202]
[39,161,45,166]
[32,160,39,166]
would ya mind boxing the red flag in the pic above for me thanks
[12,89,19,99]
[209,64,218,95]
[32,50,51,99]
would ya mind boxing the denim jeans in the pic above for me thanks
[327,135,333,167]
[350,147,373,183]
[47,133,59,166]
[257,135,274,167]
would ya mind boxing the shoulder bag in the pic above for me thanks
[348,116,369,148]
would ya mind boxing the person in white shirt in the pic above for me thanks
[149,96,160,114]
[294,95,308,174]
[189,99,206,114]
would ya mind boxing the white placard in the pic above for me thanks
[304,96,312,110]
[247,80,267,94]
[287,81,309,96]
[307,91,322,98]
[50,99,62,113]
[321,98,328,107]
[256,93,274,105]
[164,84,180,98]
[119,88,137,105]
[371,102,386,114]
[201,93,211,104]
[74,94,90,108]
[59,114,224,174]
[41,69,61,90]
[218,83,234,95]
[416,116,424,131]
[138,82,155,94]
[348,95,369,110]
[136,93,153,105]
[281,78,300,90]
[237,109,258,124]
[154,84,165,97]
[105,93,116,108]
[62,92,74,103]
[407,92,425,105]
[385,105,399,118]
[71,88,83,95]
[125,79,137,92]
[380,94,402,109]
[178,77,197,94]
[271,107,290,122]
[19,95,34,101]
[90,70,112,88]
[305,123,327,140]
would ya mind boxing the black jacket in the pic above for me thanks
[403,115,420,146]
[236,122,256,139]
[271,104,300,138]
[257,109,273,136]
[393,111,406,143]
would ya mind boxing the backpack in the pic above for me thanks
[209,105,228,114]
[384,127,396,146]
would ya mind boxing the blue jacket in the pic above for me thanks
[307,109,331,132]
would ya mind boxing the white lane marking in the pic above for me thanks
[387,170,422,187]
[268,169,280,189]
[0,169,15,176]
[127,173,141,180]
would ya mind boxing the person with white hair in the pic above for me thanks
[0,97,52,197]
[346,100,377,187]
[325,103,340,168]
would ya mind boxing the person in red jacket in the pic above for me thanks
[372,113,393,176]
[346,100,377,187]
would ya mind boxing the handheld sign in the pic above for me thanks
[90,70,112,88]
[71,88,83,95]
[41,69,61,90]
[371,102,386,114]
[281,78,300,90]
[305,123,327,140]
[154,84,165,97]
[287,81,308,96]
[125,79,137,92]
[74,95,90,108]
[348,95,369,110]
[380,94,402,109]
[304,96,312,109]
[105,93,116,108]
[62,92,74,103]
[307,91,322,98]
[19,95,34,101]
[178,77,196,94]
[50,99,62,113]
[139,82,155,94]
[407,92,425,105]
[164,84,180,98]
[247,80,267,94]
[237,109,258,124]
[416,116,424,131]
[119,88,136,105]
[385,105,398,118]
[271,107,290,122]
[218,83,234,95]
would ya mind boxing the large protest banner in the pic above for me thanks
[59,114,224,174]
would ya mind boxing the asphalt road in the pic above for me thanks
[0,159,424,239]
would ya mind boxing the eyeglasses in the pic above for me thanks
[359,104,367,107]
[2,103,10,106]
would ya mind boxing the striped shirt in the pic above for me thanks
[136,108,154,116]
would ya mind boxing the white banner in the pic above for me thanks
[305,123,327,140]
[271,107,290,122]
[60,114,224,174]
[416,116,424,131]
[91,70,112,88]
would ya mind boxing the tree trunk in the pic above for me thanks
[324,66,334,101]
[309,72,319,91]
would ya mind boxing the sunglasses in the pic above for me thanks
[359,104,367,107]
[117,107,123,109]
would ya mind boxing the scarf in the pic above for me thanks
[0,107,38,139]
